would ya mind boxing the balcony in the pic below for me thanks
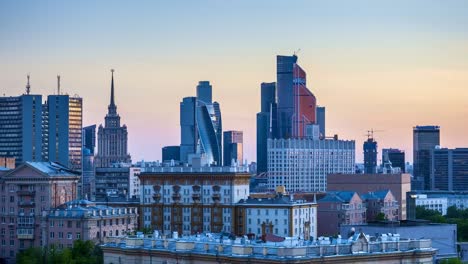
[17,234,34,239]
[17,190,36,196]
[18,201,35,207]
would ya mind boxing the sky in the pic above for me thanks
[1,0,468,163]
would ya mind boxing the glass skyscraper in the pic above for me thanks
[431,148,468,191]
[364,137,378,174]
[256,82,276,174]
[223,130,243,166]
[413,125,440,190]
[180,81,222,166]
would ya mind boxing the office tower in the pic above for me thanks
[196,81,212,104]
[276,55,317,139]
[256,82,276,174]
[83,124,96,154]
[316,106,325,137]
[41,95,83,171]
[267,138,355,192]
[223,130,243,166]
[82,147,95,200]
[364,137,378,174]
[95,70,131,168]
[162,146,180,162]
[180,97,197,163]
[413,126,440,190]
[179,81,222,166]
[95,166,130,201]
[382,148,405,173]
[431,148,468,191]
[0,82,43,165]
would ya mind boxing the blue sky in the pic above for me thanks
[1,0,467,162]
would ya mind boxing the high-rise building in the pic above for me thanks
[267,138,355,193]
[83,125,96,154]
[413,126,440,190]
[0,89,43,165]
[223,130,243,166]
[256,82,276,174]
[382,148,405,173]
[316,106,326,138]
[276,55,317,139]
[162,146,180,162]
[431,148,468,191]
[179,81,222,166]
[68,97,83,171]
[95,70,131,168]
[363,137,378,174]
[180,97,197,163]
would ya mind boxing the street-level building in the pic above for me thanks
[139,167,250,235]
[43,200,137,247]
[235,192,317,239]
[361,190,399,221]
[0,162,80,264]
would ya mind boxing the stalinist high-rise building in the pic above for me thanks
[95,70,131,168]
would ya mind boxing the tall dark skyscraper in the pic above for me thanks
[276,55,317,138]
[0,78,42,165]
[364,137,378,174]
[413,125,440,190]
[382,148,405,173]
[83,124,97,154]
[179,81,222,165]
[431,148,468,191]
[95,70,131,168]
[162,146,180,162]
[256,82,276,174]
[223,131,243,166]
[316,106,326,137]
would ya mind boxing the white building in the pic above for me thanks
[236,194,317,239]
[414,194,448,215]
[128,167,141,199]
[139,167,250,235]
[267,138,355,193]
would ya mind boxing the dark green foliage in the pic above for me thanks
[16,240,103,264]
[375,212,386,221]
[416,206,468,242]
[439,258,462,264]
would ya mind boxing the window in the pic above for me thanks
[50,221,54,227]
[9,196,14,203]
[67,221,72,228]
[67,233,72,239]
[58,232,63,238]
[76,222,81,228]
[76,233,81,239]
[50,232,55,238]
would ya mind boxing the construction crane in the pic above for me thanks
[365,129,384,140]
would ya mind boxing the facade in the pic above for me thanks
[340,221,457,260]
[361,190,399,221]
[161,146,180,163]
[0,162,80,263]
[267,138,355,193]
[128,167,141,199]
[328,173,411,220]
[0,93,43,166]
[139,169,250,235]
[317,191,366,236]
[363,137,377,174]
[95,166,130,201]
[83,124,96,155]
[81,147,95,200]
[102,233,435,264]
[256,82,276,174]
[316,106,325,138]
[407,191,468,218]
[95,70,131,168]
[431,147,468,191]
[382,148,405,173]
[413,125,440,190]
[0,157,15,169]
[236,194,317,239]
[276,55,317,139]
[179,81,223,166]
[68,97,83,171]
[223,130,243,166]
[44,200,137,247]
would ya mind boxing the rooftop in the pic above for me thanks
[237,194,316,206]
[26,161,80,176]
[48,199,137,219]
[319,191,357,203]
[141,166,249,173]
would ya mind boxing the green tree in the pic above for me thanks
[439,258,462,264]
[375,212,386,221]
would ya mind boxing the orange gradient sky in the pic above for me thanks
[1,1,467,163]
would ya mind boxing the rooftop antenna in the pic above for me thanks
[57,75,61,95]
[294,48,301,56]
[25,74,31,95]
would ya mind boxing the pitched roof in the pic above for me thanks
[361,190,391,200]
[319,191,358,203]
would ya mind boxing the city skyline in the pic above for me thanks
[1,1,467,163]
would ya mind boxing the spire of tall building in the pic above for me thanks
[25,74,31,95]
[108,69,117,115]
